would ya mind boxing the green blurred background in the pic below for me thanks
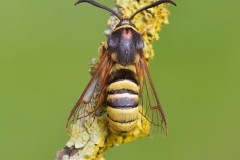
[0,0,239,159]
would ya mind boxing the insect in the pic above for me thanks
[67,0,176,134]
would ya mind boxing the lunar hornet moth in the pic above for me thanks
[67,0,176,135]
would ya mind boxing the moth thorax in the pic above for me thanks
[110,52,141,65]
[108,25,144,66]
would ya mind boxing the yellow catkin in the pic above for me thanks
[56,1,172,160]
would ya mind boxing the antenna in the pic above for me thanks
[129,0,176,20]
[75,0,121,20]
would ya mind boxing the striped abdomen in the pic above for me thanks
[106,64,139,133]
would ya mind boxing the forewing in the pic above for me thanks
[66,54,112,131]
[137,58,168,134]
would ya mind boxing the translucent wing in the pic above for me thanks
[136,58,168,135]
[66,54,112,130]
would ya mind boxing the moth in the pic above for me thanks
[67,0,176,134]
